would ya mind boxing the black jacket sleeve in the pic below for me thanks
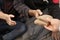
[13,0,30,15]
[0,0,3,11]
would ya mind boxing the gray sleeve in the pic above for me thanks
[13,0,30,15]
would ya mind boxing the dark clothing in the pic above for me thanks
[0,20,27,40]
[16,17,54,40]
[24,0,48,10]
[0,0,59,19]
[2,21,27,40]
[0,0,29,15]
[0,0,60,40]
[48,4,60,19]
[47,0,60,19]
[0,0,30,23]
[25,0,47,10]
[0,0,3,10]
[14,0,60,40]
[16,0,60,40]
[0,0,27,40]
[0,0,50,40]
[0,0,48,15]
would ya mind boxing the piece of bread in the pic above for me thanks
[37,15,53,21]
[34,19,48,26]
[34,15,53,26]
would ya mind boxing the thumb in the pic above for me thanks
[9,14,15,18]
[44,25,53,31]
[37,9,43,15]
[35,12,39,18]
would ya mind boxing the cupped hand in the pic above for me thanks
[5,14,16,26]
[44,19,60,32]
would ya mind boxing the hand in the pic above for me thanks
[5,14,16,26]
[29,9,43,18]
[0,11,16,26]
[44,19,60,32]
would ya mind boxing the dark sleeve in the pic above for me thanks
[0,9,1,11]
[0,1,1,11]
[42,0,53,15]
[0,0,3,11]
[13,0,30,15]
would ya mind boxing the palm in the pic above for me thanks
[6,14,16,26]
[44,19,60,32]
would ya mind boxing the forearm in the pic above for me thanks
[28,9,36,16]
[0,11,8,21]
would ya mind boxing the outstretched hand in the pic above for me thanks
[5,14,16,26]
[0,12,16,26]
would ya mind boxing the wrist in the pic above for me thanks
[3,14,8,19]
[0,12,9,21]
[29,9,33,13]
[28,9,36,16]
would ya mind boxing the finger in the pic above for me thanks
[9,14,15,18]
[10,21,16,26]
[35,12,39,18]
[37,9,43,15]
[44,25,53,31]
[11,21,16,25]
